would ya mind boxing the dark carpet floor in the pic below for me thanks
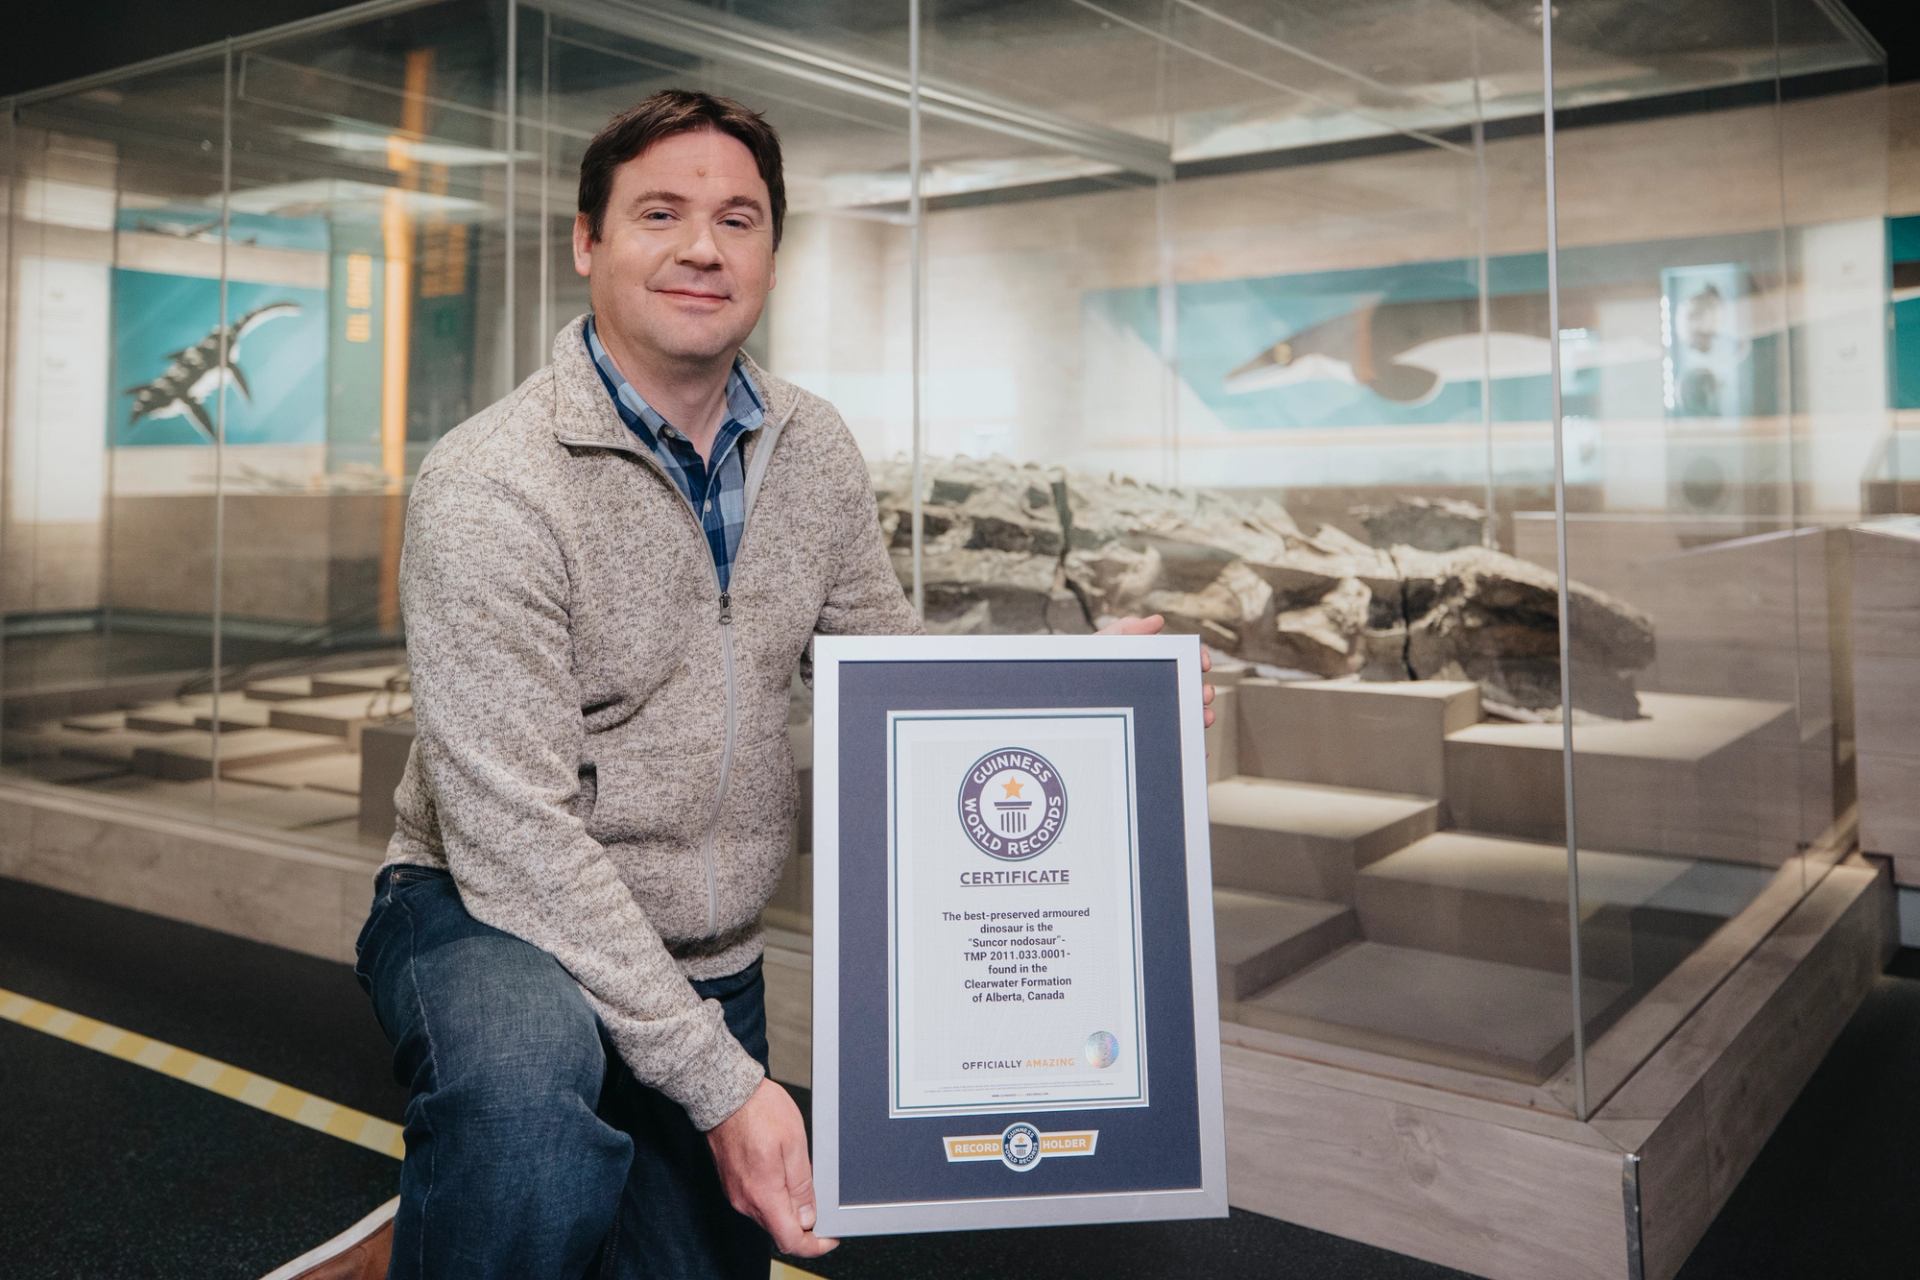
[0,876,1913,1279]
[0,876,405,1122]
[0,1023,401,1280]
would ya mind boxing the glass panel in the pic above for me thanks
[908,0,1594,1101]
[1169,3,1588,1096]
[208,0,509,851]
[1548,0,1884,1114]
[913,13,1167,485]
[1776,0,1887,882]
[648,0,916,76]
[3,58,231,825]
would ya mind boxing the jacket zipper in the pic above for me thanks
[558,405,793,936]
[707,590,736,933]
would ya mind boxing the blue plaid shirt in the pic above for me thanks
[584,316,766,592]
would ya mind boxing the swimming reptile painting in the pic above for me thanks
[110,269,328,448]
[1223,265,1915,410]
[1221,287,1659,406]
[122,301,302,440]
[1082,226,1911,430]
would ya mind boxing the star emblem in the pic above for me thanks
[1001,776,1025,800]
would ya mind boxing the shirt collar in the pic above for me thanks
[583,314,766,448]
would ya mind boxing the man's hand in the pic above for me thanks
[1094,613,1217,729]
[706,1078,839,1258]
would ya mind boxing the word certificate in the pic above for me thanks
[887,709,1148,1118]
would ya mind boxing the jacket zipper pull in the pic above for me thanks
[718,591,732,625]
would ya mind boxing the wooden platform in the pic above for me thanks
[1355,832,1770,985]
[1212,889,1355,1000]
[1236,677,1480,797]
[240,676,317,703]
[130,729,345,782]
[224,752,363,796]
[0,659,419,853]
[81,774,363,831]
[1208,776,1440,901]
[1237,941,1631,1081]
[1445,692,1801,866]
[267,693,412,750]
[1192,677,1811,1085]
[59,710,133,733]
[46,726,172,767]
[124,695,275,733]
[308,666,408,698]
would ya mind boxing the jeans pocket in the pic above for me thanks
[385,864,450,889]
[352,891,388,993]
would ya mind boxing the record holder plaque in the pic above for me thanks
[810,635,1227,1235]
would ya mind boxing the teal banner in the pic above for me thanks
[1891,214,1920,412]
[1086,229,1795,431]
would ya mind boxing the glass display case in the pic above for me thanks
[0,0,1889,1138]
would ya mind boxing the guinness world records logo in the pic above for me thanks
[957,748,1067,860]
[1000,1122,1042,1172]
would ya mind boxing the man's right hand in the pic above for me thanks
[705,1077,840,1258]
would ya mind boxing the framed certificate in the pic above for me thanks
[811,635,1226,1235]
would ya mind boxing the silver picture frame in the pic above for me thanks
[810,634,1226,1236]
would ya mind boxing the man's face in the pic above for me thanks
[573,127,776,367]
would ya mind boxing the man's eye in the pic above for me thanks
[641,210,674,223]
[721,217,751,230]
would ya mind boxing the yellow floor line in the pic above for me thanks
[0,985,406,1160]
[0,985,826,1278]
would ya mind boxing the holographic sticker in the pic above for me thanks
[1084,1030,1120,1069]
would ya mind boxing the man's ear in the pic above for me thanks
[572,212,595,279]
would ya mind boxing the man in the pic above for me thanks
[350,89,1210,1280]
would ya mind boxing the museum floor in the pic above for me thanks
[0,877,1912,1280]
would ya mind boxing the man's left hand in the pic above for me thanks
[705,1078,839,1258]
[1094,613,1216,729]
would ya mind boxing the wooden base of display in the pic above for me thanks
[1220,854,1891,1280]
[767,856,1891,1280]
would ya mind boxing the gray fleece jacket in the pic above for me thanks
[385,315,920,1130]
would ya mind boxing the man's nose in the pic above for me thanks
[676,221,722,267]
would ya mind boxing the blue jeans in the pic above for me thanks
[354,865,773,1280]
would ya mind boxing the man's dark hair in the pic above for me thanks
[578,89,786,249]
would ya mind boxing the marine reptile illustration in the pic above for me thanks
[123,301,301,440]
[1224,288,1658,405]
[1226,265,1915,406]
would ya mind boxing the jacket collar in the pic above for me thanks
[548,313,798,451]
